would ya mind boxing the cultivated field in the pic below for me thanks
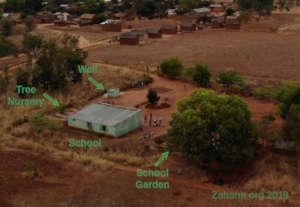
[88,14,300,86]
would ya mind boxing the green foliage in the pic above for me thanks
[147,88,160,105]
[216,72,251,95]
[166,89,257,165]
[257,113,276,142]
[276,81,300,141]
[24,17,36,32]
[216,71,244,88]
[240,9,252,23]
[187,62,211,87]
[175,7,189,15]
[57,104,68,114]
[29,112,60,133]
[92,13,108,24]
[22,33,43,57]
[160,57,183,79]
[0,36,18,57]
[196,15,212,24]
[142,73,153,85]
[4,0,43,14]
[237,0,273,16]
[87,0,106,14]
[276,81,300,119]
[253,85,277,100]
[1,20,12,36]
[23,161,39,179]
[137,0,158,18]
[226,8,235,16]
[22,34,87,90]
[15,67,31,97]
[0,67,10,94]
[179,0,198,11]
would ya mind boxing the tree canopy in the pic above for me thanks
[160,57,183,79]
[276,81,300,141]
[166,89,257,165]
[21,34,87,91]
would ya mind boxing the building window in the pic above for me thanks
[102,125,106,131]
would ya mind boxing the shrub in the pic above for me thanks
[216,71,243,88]
[226,8,235,16]
[24,17,36,32]
[240,9,252,23]
[142,73,153,85]
[92,13,108,24]
[160,57,183,79]
[216,72,251,95]
[1,20,12,36]
[147,88,160,105]
[276,81,300,141]
[166,89,257,166]
[253,85,277,100]
[188,62,211,87]
[0,67,10,94]
[23,161,40,179]
[176,8,189,15]
[0,36,18,57]
[276,81,300,119]
[29,112,61,133]
[196,15,211,24]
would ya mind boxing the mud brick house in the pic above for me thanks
[80,13,94,26]
[210,4,225,13]
[225,19,241,30]
[120,32,139,45]
[180,23,196,32]
[68,103,142,138]
[146,29,162,38]
[160,25,178,34]
[102,22,122,32]
[211,16,225,28]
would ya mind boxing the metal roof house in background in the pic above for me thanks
[160,25,178,34]
[68,103,142,138]
[120,32,139,45]
[146,29,162,38]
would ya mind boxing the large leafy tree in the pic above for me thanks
[22,34,87,91]
[166,89,257,166]
[187,62,211,87]
[4,0,43,13]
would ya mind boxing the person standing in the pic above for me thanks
[159,117,162,127]
[149,112,152,128]
[144,114,147,124]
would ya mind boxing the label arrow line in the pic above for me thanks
[43,93,60,107]
[154,151,169,167]
[88,77,104,90]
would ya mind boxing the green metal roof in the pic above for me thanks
[68,103,140,126]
